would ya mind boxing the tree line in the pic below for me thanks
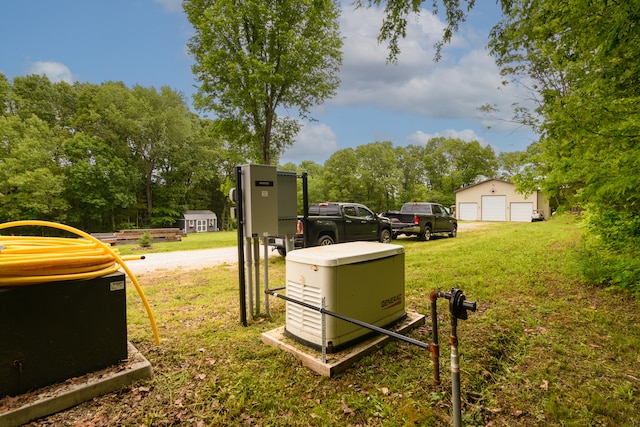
[0,74,241,232]
[279,138,520,214]
[0,73,521,231]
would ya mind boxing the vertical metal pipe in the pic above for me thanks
[245,236,253,318]
[253,236,260,316]
[321,297,327,364]
[235,166,247,327]
[450,316,461,427]
[263,235,270,317]
[429,290,441,386]
[302,172,309,248]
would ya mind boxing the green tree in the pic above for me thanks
[354,141,401,212]
[354,0,476,62]
[62,133,135,231]
[126,86,195,226]
[489,1,640,289]
[72,82,196,228]
[0,73,12,116]
[497,150,526,180]
[322,148,366,203]
[0,115,68,222]
[298,160,326,208]
[394,144,430,205]
[179,118,245,231]
[422,137,497,205]
[184,0,343,165]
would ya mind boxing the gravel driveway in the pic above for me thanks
[122,246,277,275]
[122,222,486,275]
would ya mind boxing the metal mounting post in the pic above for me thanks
[437,288,476,427]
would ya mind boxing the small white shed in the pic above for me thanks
[177,210,218,233]
[454,179,550,222]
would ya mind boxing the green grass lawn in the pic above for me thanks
[28,216,640,426]
[114,230,239,255]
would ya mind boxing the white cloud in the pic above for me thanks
[26,61,73,83]
[153,0,182,13]
[334,7,525,125]
[281,122,338,164]
[407,129,486,145]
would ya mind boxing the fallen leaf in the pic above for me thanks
[341,400,355,417]
[540,380,549,390]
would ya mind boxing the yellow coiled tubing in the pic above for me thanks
[0,220,160,345]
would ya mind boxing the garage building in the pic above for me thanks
[454,178,550,222]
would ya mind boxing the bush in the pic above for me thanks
[578,205,640,293]
[138,231,153,248]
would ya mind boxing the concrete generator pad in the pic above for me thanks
[262,311,426,377]
[0,342,152,427]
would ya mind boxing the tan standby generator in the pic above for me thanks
[285,242,406,352]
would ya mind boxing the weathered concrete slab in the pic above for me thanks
[262,312,426,377]
[0,342,152,427]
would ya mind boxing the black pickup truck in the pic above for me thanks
[270,202,392,255]
[382,202,457,241]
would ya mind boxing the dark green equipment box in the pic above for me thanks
[0,273,127,397]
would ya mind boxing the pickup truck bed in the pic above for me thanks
[383,202,457,241]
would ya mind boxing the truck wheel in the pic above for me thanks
[317,235,335,246]
[380,229,391,243]
[277,248,287,256]
[420,225,432,241]
[449,225,457,238]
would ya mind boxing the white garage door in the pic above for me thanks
[481,195,506,221]
[459,203,478,220]
[510,202,533,222]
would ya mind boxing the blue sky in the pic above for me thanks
[0,0,538,165]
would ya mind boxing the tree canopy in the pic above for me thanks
[489,0,640,289]
[0,75,235,231]
[0,74,501,231]
[184,0,343,165]
[354,0,476,62]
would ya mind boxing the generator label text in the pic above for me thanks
[381,294,402,309]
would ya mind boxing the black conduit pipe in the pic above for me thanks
[236,166,247,327]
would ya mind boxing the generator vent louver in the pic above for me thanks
[284,242,406,352]
[286,279,322,333]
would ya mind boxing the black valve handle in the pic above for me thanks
[440,288,476,320]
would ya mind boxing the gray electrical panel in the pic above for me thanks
[277,170,298,235]
[241,164,278,236]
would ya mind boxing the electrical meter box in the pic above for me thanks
[241,164,278,236]
[285,242,405,352]
[0,273,128,396]
[277,170,298,236]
